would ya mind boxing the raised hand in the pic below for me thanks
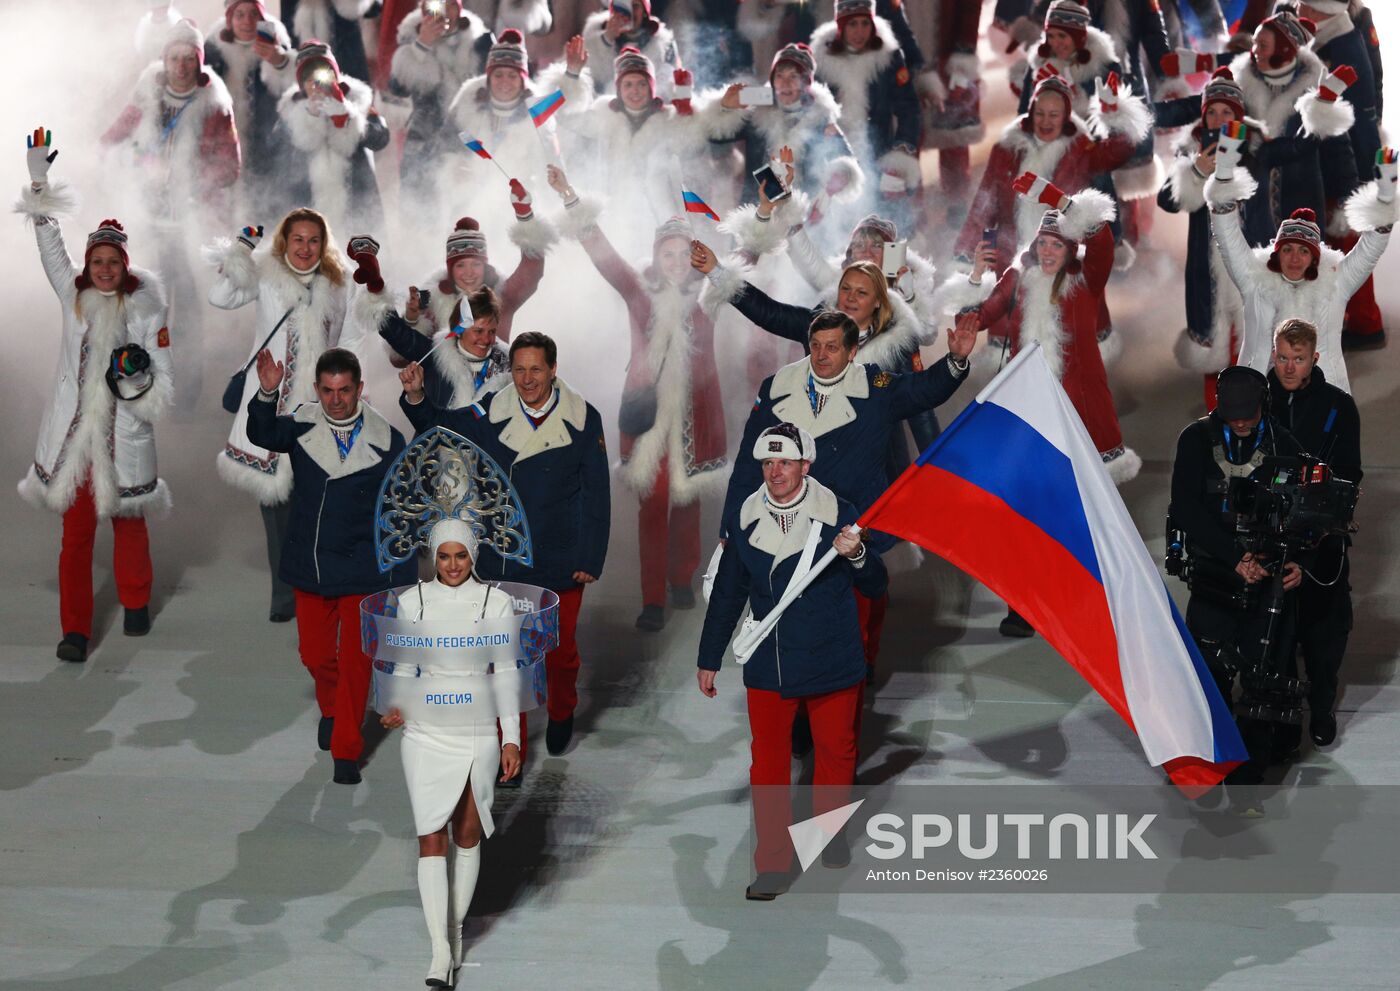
[672,67,694,114]
[1317,64,1358,103]
[720,82,744,111]
[690,240,717,274]
[1160,49,1211,76]
[399,360,425,401]
[565,34,587,74]
[418,8,449,45]
[509,178,534,220]
[1214,120,1248,181]
[1094,71,1120,112]
[26,126,57,185]
[970,240,997,281]
[347,235,383,292]
[255,348,285,393]
[949,311,980,357]
[1377,148,1399,204]
[237,224,264,250]
[1012,171,1068,210]
[545,163,574,200]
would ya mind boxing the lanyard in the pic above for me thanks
[333,417,364,460]
[473,355,493,392]
[806,372,821,417]
[1220,421,1265,464]
[160,100,192,146]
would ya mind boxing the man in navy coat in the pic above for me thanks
[247,346,416,785]
[400,332,611,765]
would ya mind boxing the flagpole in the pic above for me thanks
[458,131,514,181]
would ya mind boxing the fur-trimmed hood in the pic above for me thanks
[1026,25,1120,114]
[581,9,677,94]
[1228,48,1349,143]
[391,7,491,99]
[810,17,900,162]
[748,81,863,200]
[206,18,294,102]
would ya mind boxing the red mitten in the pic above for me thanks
[672,67,694,116]
[1012,171,1065,209]
[1317,64,1358,103]
[1160,49,1212,76]
[509,178,533,220]
[347,235,383,293]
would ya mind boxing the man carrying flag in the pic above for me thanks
[697,422,885,900]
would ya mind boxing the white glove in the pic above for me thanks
[236,224,264,251]
[1214,124,1246,182]
[26,125,57,185]
[1378,151,1398,204]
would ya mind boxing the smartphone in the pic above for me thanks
[752,163,790,203]
[738,84,775,107]
[255,19,277,42]
[417,288,431,310]
[1201,127,1220,152]
[880,241,908,281]
[981,227,998,249]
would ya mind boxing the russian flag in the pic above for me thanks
[528,89,566,127]
[682,190,721,222]
[459,133,492,160]
[859,344,1246,792]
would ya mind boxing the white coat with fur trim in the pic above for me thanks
[390,7,492,108]
[16,184,173,519]
[1025,25,1121,121]
[740,82,864,201]
[275,75,381,232]
[1206,174,1393,395]
[206,18,295,145]
[809,18,911,172]
[581,11,679,98]
[1228,49,1350,147]
[206,239,352,504]
[443,64,591,198]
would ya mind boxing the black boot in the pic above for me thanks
[669,585,696,610]
[546,715,574,756]
[56,633,89,663]
[745,872,789,901]
[123,606,151,636]
[635,604,665,632]
[269,609,294,623]
[999,608,1034,638]
[317,716,334,751]
[332,758,362,785]
[1309,713,1337,747]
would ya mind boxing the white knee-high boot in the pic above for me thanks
[449,843,482,968]
[418,855,453,987]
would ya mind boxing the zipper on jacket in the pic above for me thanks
[313,481,328,585]
[769,555,783,687]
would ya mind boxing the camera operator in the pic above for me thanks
[1268,319,1362,747]
[1169,364,1306,783]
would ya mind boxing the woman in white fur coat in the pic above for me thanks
[581,0,680,99]
[441,32,592,222]
[387,1,494,208]
[550,168,727,632]
[378,519,520,987]
[206,207,355,622]
[17,134,173,662]
[273,40,390,234]
[1204,156,1396,396]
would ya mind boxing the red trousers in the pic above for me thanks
[748,683,861,874]
[60,480,152,637]
[517,584,585,760]
[294,589,372,761]
[855,590,887,669]
[1202,335,1242,411]
[638,460,701,607]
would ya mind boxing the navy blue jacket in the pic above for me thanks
[401,381,611,591]
[246,395,416,597]
[722,357,967,550]
[379,310,510,410]
[699,480,886,698]
[1314,23,1382,185]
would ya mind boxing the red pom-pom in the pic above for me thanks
[1291,208,1317,223]
[454,217,479,232]
[1211,67,1234,81]
[498,28,524,44]
[99,218,125,231]
[1297,16,1318,37]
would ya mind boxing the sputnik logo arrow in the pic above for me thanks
[788,799,865,872]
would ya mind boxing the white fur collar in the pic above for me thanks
[1014,264,1085,381]
[1026,25,1119,114]
[1229,48,1325,142]
[431,335,510,408]
[485,377,589,462]
[292,399,394,479]
[738,476,840,564]
[768,357,870,440]
[810,18,898,161]
[749,80,844,152]
[851,293,922,373]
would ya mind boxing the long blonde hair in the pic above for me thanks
[841,260,893,337]
[272,207,346,286]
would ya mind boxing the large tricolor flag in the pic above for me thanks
[859,344,1246,791]
[528,89,566,127]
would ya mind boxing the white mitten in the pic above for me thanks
[26,126,57,185]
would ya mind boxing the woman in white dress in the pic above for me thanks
[379,519,520,988]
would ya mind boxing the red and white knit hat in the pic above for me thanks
[1272,208,1323,262]
[770,42,816,82]
[163,18,206,63]
[614,46,654,89]
[224,0,268,25]
[446,218,488,264]
[78,219,140,292]
[295,40,341,89]
[487,29,529,76]
[834,0,875,25]
[1043,1,1090,46]
[1021,209,1084,272]
[851,214,897,245]
[1256,10,1316,69]
[1201,67,1245,121]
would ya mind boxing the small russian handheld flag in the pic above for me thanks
[459,132,492,159]
[682,190,720,222]
[528,90,565,127]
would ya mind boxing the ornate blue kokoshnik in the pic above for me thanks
[373,426,534,572]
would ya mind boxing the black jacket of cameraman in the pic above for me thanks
[1169,413,1305,567]
[1266,367,1362,485]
